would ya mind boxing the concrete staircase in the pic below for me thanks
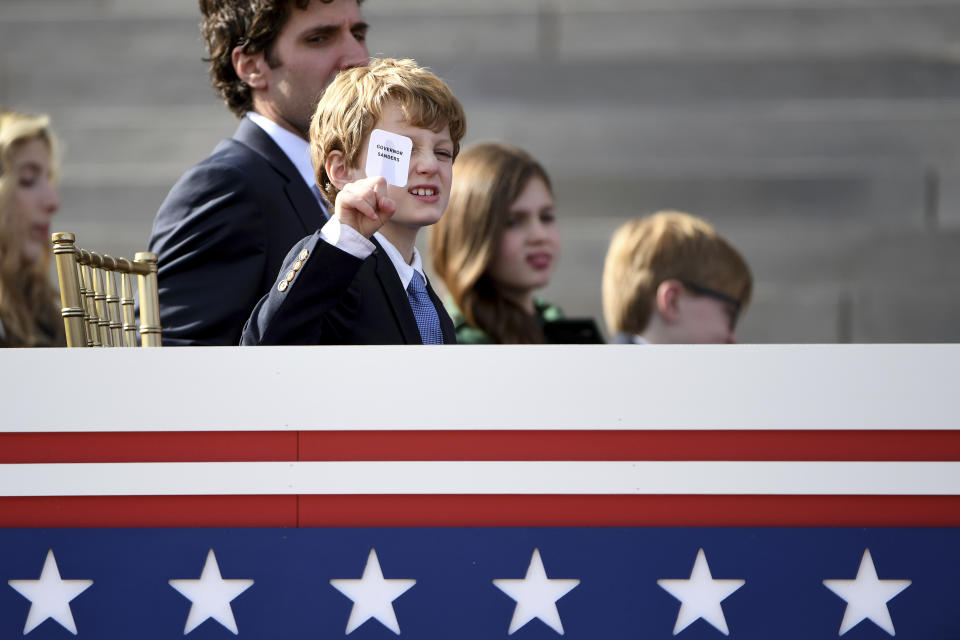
[3,0,959,342]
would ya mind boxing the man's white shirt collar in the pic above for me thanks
[247,112,316,194]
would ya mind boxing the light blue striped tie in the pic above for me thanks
[406,271,443,344]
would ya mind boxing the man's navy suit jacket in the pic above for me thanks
[147,118,326,345]
[240,232,456,345]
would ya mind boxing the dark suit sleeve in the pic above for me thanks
[148,161,270,346]
[240,231,365,345]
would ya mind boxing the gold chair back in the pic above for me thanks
[51,232,162,347]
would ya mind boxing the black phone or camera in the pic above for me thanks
[542,318,606,344]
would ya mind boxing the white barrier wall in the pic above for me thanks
[1,344,957,431]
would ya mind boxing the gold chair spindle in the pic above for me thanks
[78,250,102,346]
[102,255,124,347]
[90,252,114,347]
[135,252,162,347]
[50,232,87,348]
[118,258,138,347]
[75,259,92,346]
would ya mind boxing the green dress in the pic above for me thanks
[445,297,564,344]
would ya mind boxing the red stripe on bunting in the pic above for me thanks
[2,495,959,528]
[2,430,959,462]
[299,495,960,527]
[0,496,298,527]
[0,431,297,463]
[300,430,960,461]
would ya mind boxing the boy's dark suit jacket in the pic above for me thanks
[147,118,326,346]
[240,232,456,345]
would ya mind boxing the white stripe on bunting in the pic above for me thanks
[2,460,959,496]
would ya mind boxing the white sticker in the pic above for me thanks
[365,129,413,188]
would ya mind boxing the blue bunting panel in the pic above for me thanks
[1,528,958,639]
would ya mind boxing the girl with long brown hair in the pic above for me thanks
[430,142,562,344]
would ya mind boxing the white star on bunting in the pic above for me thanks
[657,548,745,636]
[7,549,93,635]
[330,548,416,635]
[823,548,911,636]
[493,548,580,635]
[169,548,254,635]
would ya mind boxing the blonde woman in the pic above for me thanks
[0,109,63,347]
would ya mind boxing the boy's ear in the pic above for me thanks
[232,45,268,90]
[655,279,684,324]
[325,150,356,190]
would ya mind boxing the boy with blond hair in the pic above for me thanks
[602,210,752,344]
[241,58,466,344]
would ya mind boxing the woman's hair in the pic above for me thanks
[311,57,466,207]
[430,142,552,344]
[602,210,753,336]
[0,109,63,347]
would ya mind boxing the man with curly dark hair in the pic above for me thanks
[147,0,368,345]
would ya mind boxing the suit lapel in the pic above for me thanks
[233,118,326,234]
[370,239,423,344]
[284,178,327,234]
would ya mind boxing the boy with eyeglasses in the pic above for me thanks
[601,210,752,344]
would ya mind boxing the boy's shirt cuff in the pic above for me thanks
[320,214,376,260]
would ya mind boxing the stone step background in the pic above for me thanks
[2,0,959,342]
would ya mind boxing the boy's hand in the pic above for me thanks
[335,176,396,238]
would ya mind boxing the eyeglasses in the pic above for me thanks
[678,280,742,330]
